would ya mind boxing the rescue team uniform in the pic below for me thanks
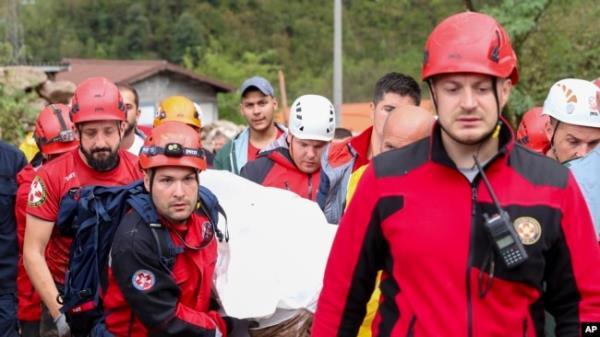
[313,123,600,337]
[103,209,229,337]
[26,148,142,284]
[15,154,44,322]
[241,135,320,201]
[317,127,372,223]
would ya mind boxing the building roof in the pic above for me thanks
[56,58,233,92]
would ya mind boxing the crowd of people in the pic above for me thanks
[0,10,599,337]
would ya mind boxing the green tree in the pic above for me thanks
[183,39,280,123]
[0,85,37,145]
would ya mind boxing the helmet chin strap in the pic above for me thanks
[548,120,561,161]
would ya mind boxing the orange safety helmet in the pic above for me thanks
[153,96,201,129]
[516,107,550,154]
[70,77,126,124]
[139,121,206,171]
[422,12,518,84]
[34,104,79,155]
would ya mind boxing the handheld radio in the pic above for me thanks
[474,156,528,269]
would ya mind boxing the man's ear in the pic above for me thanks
[369,102,376,123]
[499,78,513,109]
[119,121,127,135]
[143,170,151,192]
[544,118,555,141]
[272,97,278,110]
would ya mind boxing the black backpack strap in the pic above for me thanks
[198,186,229,242]
[148,222,183,273]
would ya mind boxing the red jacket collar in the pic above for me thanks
[429,117,516,169]
[349,126,373,170]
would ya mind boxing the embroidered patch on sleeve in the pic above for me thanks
[132,269,156,291]
[28,176,47,207]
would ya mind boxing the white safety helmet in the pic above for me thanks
[289,94,336,141]
[542,78,600,128]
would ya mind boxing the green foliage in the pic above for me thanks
[0,42,13,64]
[0,85,37,145]
[183,39,280,123]
[10,0,598,128]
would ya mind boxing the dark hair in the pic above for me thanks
[334,127,352,139]
[116,82,139,107]
[372,72,421,106]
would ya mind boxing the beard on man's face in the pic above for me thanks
[124,121,137,137]
[81,145,120,171]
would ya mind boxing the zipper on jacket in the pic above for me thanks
[307,173,313,200]
[466,184,478,337]
[523,317,528,337]
[230,140,237,174]
[406,315,416,337]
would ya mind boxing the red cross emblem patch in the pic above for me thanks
[132,269,156,291]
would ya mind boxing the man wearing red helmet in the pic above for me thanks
[516,107,550,155]
[14,104,79,337]
[313,12,600,337]
[101,121,229,337]
[23,77,143,337]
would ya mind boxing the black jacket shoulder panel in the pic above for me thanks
[373,137,430,178]
[240,157,275,184]
[508,144,568,189]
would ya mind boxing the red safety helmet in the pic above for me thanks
[70,77,126,124]
[139,121,207,171]
[516,107,550,154]
[34,104,79,155]
[422,12,518,84]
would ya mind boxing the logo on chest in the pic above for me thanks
[513,216,542,245]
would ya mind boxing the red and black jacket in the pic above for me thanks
[241,140,321,202]
[103,209,228,337]
[15,154,44,321]
[312,122,600,337]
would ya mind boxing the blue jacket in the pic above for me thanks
[568,146,600,239]
[0,141,26,294]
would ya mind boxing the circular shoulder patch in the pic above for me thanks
[28,176,47,207]
[513,216,542,245]
[132,269,156,291]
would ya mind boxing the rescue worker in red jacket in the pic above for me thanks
[24,77,143,337]
[15,104,79,337]
[241,94,336,202]
[312,11,600,337]
[102,121,229,337]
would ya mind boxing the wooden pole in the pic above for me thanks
[278,69,289,126]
